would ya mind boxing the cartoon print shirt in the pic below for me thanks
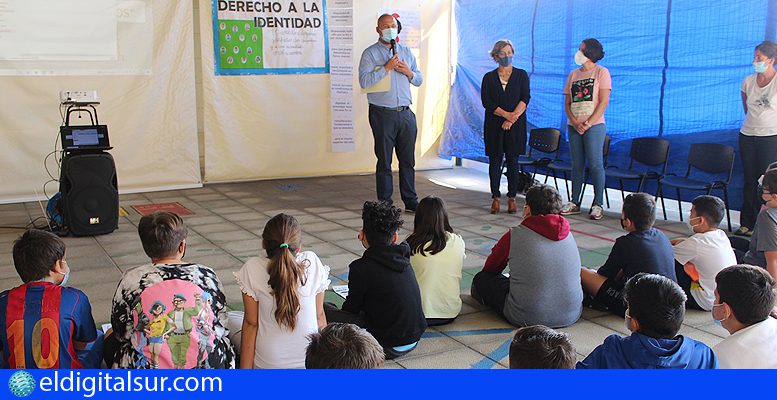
[741,73,777,136]
[110,263,235,369]
[564,64,612,126]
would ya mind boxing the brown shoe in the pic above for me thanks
[507,197,518,214]
[490,198,500,214]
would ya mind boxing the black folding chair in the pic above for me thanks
[604,137,669,200]
[546,134,611,206]
[504,128,561,181]
[657,143,735,231]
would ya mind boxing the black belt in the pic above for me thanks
[370,104,410,112]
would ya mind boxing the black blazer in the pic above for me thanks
[481,67,530,157]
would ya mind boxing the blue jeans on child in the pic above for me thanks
[568,123,606,207]
[78,330,105,369]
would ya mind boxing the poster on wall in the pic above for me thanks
[213,0,329,75]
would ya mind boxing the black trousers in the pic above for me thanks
[471,271,509,319]
[729,235,751,263]
[368,105,418,207]
[488,155,520,198]
[739,133,777,229]
[323,302,415,360]
[674,261,704,310]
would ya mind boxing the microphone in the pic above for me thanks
[390,39,396,56]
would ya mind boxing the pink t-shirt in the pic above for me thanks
[564,64,612,125]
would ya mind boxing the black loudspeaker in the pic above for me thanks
[60,152,119,236]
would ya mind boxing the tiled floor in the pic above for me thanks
[0,167,734,369]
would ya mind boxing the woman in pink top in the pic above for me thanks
[559,38,612,221]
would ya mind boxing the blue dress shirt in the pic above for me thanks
[358,41,423,108]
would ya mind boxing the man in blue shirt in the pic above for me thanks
[359,13,423,212]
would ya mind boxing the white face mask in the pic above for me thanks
[574,50,588,66]
[624,310,632,332]
[686,216,702,233]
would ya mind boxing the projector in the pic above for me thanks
[60,90,99,103]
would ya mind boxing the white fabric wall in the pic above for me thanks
[199,0,453,182]
[0,1,454,203]
[0,2,200,203]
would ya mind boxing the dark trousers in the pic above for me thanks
[739,133,777,229]
[729,235,751,263]
[674,261,703,310]
[471,271,509,318]
[323,302,415,360]
[488,155,520,198]
[368,106,418,207]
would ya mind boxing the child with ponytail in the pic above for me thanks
[234,214,330,368]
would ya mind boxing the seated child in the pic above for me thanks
[305,323,385,369]
[509,325,577,369]
[106,211,234,369]
[580,193,675,316]
[712,264,777,368]
[472,184,583,328]
[234,213,330,369]
[0,229,102,368]
[731,169,777,280]
[406,195,466,326]
[324,201,427,360]
[577,273,717,369]
[671,195,737,311]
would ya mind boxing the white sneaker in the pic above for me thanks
[590,205,604,220]
[560,202,581,215]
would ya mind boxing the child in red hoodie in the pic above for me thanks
[471,185,583,328]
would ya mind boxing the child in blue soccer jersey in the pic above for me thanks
[0,229,102,368]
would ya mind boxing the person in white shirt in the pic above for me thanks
[712,264,777,369]
[671,195,737,311]
[737,40,777,237]
[233,213,330,369]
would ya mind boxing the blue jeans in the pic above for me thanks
[568,123,606,207]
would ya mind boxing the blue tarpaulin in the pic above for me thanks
[440,0,777,210]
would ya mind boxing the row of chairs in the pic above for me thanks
[511,128,735,231]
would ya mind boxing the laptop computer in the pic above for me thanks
[60,125,112,151]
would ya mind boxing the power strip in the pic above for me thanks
[59,90,98,103]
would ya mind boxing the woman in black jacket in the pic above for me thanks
[481,39,530,214]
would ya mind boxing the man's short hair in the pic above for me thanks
[305,323,385,369]
[362,201,403,246]
[716,264,776,325]
[509,325,577,369]
[624,273,686,339]
[137,211,188,259]
[525,185,562,215]
[691,195,725,227]
[12,229,66,283]
[622,193,656,230]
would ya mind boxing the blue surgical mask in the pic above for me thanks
[381,28,398,43]
[754,61,769,73]
[711,303,727,327]
[497,56,513,67]
[58,261,71,287]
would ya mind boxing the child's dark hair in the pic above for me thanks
[12,229,66,283]
[582,38,604,63]
[362,201,403,246]
[137,212,188,259]
[406,196,453,256]
[691,195,725,227]
[763,169,777,193]
[263,213,307,330]
[624,273,686,339]
[715,264,776,325]
[525,185,562,215]
[305,323,385,369]
[509,325,577,369]
[622,193,656,230]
